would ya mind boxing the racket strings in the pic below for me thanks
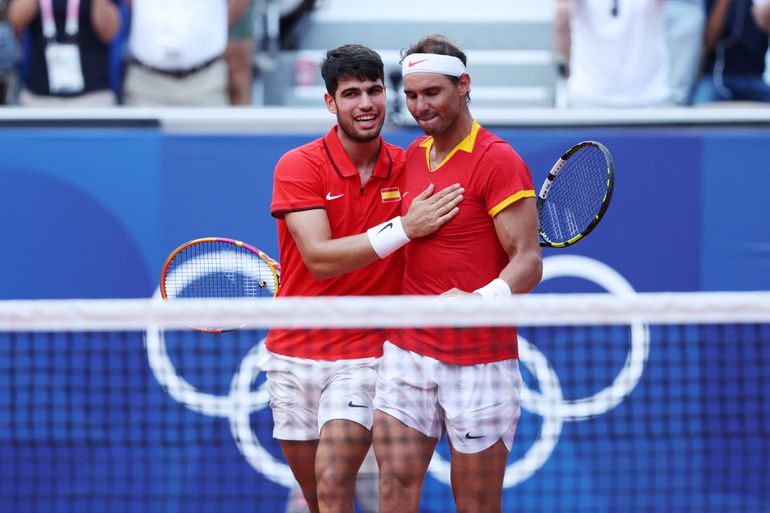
[540,146,610,242]
[164,241,279,299]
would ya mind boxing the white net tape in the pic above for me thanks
[0,291,769,331]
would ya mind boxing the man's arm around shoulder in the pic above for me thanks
[285,183,464,281]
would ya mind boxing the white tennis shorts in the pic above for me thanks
[373,341,522,454]
[261,350,379,441]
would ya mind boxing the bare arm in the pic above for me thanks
[553,0,572,77]
[284,209,377,281]
[7,0,39,32]
[704,0,733,50]
[8,0,120,41]
[228,0,250,27]
[285,183,463,281]
[442,197,542,297]
[493,197,543,294]
[91,0,121,44]
[753,0,770,32]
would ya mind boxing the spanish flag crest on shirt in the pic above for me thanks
[380,187,401,203]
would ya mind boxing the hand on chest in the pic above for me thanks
[405,155,485,214]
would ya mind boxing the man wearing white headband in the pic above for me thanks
[373,35,543,513]
[267,43,464,513]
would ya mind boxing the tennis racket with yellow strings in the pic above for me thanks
[537,141,614,248]
[160,237,280,332]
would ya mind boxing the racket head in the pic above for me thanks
[537,141,614,248]
[160,237,280,332]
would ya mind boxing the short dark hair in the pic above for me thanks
[401,34,470,102]
[321,44,385,96]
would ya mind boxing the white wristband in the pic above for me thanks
[367,216,410,258]
[473,278,511,299]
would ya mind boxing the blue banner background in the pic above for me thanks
[7,127,764,300]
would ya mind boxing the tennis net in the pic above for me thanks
[1,292,769,513]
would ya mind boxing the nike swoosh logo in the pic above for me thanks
[465,432,484,439]
[377,222,393,234]
[348,401,367,408]
[402,192,409,198]
[326,192,344,200]
[408,58,429,68]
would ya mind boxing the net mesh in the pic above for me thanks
[1,293,769,513]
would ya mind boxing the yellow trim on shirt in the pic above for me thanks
[420,121,481,172]
[488,189,536,217]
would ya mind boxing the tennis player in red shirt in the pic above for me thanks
[372,35,543,513]
[266,44,464,513]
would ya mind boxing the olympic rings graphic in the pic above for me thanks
[425,255,650,487]
[145,254,649,489]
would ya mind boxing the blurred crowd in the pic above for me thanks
[554,0,770,107]
[0,0,257,106]
[0,0,769,108]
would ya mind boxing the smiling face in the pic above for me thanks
[325,76,387,143]
[403,72,470,136]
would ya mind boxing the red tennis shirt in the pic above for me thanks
[391,122,535,364]
[267,126,406,360]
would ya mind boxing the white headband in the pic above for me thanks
[402,53,466,78]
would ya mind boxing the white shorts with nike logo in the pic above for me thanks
[261,350,379,441]
[373,341,522,454]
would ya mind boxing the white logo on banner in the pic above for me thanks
[145,255,650,489]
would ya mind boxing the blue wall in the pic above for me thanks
[1,126,769,513]
[2,126,768,300]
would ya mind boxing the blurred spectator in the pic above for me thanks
[1,0,21,104]
[754,0,770,30]
[122,0,230,106]
[553,0,672,108]
[225,0,254,105]
[8,0,121,107]
[692,0,770,104]
[667,0,706,105]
